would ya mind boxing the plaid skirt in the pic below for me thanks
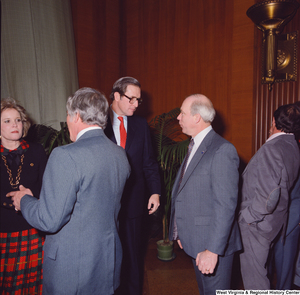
[0,228,44,295]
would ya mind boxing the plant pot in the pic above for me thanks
[156,240,176,261]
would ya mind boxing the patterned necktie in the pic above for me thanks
[118,116,127,149]
[178,138,194,187]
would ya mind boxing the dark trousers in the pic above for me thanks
[273,224,300,289]
[192,253,234,295]
[115,215,143,295]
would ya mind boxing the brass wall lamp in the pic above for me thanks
[247,0,299,91]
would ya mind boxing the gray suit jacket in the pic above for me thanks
[169,129,242,259]
[239,134,300,241]
[21,129,130,295]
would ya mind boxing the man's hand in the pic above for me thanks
[148,194,160,214]
[6,185,33,211]
[196,249,218,274]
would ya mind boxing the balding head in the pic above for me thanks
[177,94,215,137]
[189,94,216,123]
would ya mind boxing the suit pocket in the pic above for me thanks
[195,216,211,226]
[44,241,58,261]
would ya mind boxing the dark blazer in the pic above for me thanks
[294,178,300,286]
[285,175,300,239]
[273,174,300,289]
[105,115,161,218]
[169,129,242,259]
[0,142,47,232]
[20,129,130,295]
[239,134,300,242]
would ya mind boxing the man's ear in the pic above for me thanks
[114,92,121,101]
[194,113,201,124]
[74,112,81,123]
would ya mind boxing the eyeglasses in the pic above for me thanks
[123,94,143,105]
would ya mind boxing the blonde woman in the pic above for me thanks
[0,98,47,294]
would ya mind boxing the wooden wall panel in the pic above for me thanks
[70,0,120,97]
[71,0,256,162]
[253,4,300,153]
[123,0,255,162]
[230,0,256,165]
[124,0,234,116]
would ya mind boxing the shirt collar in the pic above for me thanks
[110,107,127,123]
[193,125,212,147]
[76,126,102,141]
[266,132,293,142]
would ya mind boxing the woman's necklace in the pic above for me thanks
[2,154,25,189]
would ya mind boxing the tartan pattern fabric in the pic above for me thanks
[0,228,44,295]
[0,140,29,154]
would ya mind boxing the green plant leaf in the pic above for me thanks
[149,108,189,241]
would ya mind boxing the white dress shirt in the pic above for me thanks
[185,125,212,172]
[266,131,293,143]
[110,108,128,146]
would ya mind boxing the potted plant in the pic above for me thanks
[149,108,189,261]
[25,122,71,156]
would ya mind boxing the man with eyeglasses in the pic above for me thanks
[105,77,161,295]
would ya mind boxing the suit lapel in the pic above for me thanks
[125,116,135,151]
[105,115,136,150]
[176,129,215,195]
[172,165,183,199]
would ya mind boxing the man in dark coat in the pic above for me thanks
[105,77,161,295]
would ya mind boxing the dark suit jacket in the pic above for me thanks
[273,174,300,289]
[21,129,130,295]
[0,142,47,232]
[285,174,300,237]
[239,134,300,242]
[169,129,242,259]
[105,115,161,218]
[294,178,300,286]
